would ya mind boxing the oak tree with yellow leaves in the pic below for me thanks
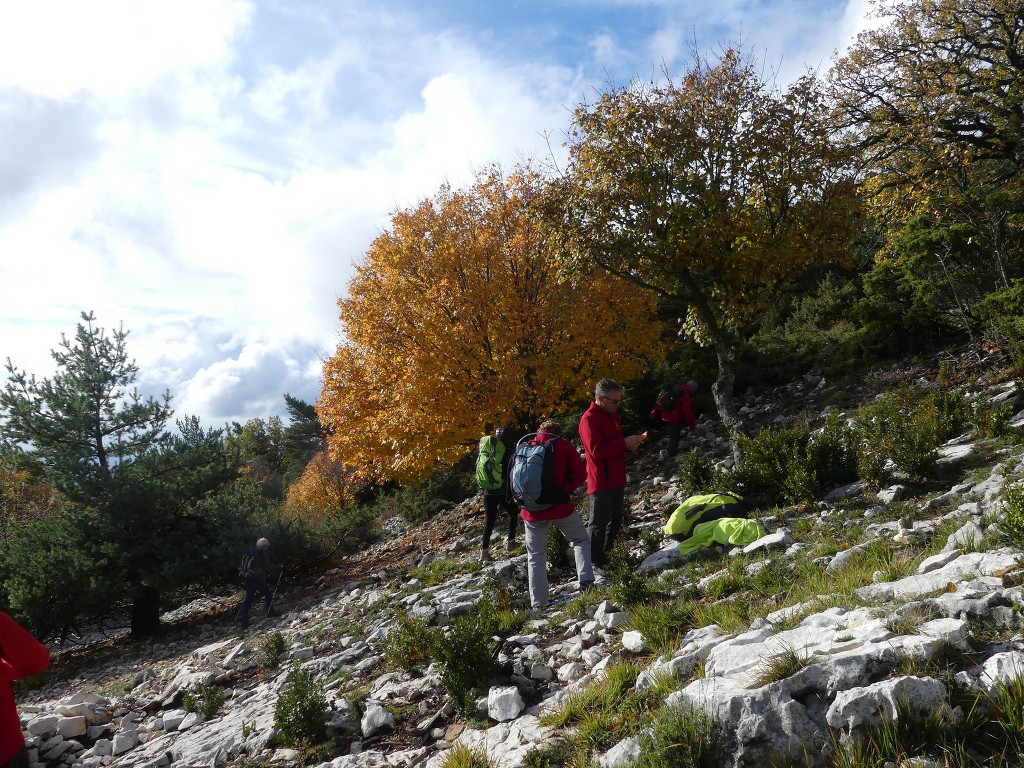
[319,165,661,484]
[553,48,859,461]
[830,0,1024,336]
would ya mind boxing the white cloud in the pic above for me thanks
[0,0,252,99]
[0,0,871,430]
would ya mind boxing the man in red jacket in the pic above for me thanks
[649,380,697,459]
[518,421,594,610]
[1,611,51,768]
[578,378,646,568]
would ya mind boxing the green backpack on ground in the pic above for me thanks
[476,435,506,490]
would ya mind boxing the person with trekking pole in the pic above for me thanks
[1,610,51,768]
[237,537,282,629]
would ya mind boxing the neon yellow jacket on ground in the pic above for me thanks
[675,517,766,556]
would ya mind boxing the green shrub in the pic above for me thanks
[635,704,716,768]
[974,400,1014,439]
[676,451,714,496]
[274,665,330,747]
[257,631,287,671]
[370,458,478,526]
[1000,484,1024,549]
[383,611,433,673]
[475,587,527,637]
[523,741,574,768]
[856,385,941,483]
[547,525,570,569]
[428,614,500,713]
[735,426,817,506]
[181,682,225,719]
[806,412,858,490]
[929,388,971,441]
[747,272,868,383]
[605,544,656,608]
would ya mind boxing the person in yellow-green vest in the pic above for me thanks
[664,492,765,556]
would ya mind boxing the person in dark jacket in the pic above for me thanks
[480,426,519,563]
[238,537,282,629]
[519,421,594,610]
[578,378,646,568]
[649,380,698,459]
[1,611,51,768]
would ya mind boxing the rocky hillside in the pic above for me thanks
[16,350,1024,768]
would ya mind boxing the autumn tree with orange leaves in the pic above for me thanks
[319,165,661,484]
[284,451,355,526]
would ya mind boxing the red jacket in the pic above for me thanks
[650,384,696,432]
[1,611,51,763]
[518,430,587,522]
[578,401,627,493]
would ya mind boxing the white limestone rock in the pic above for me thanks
[621,631,646,653]
[361,702,396,737]
[826,676,947,732]
[487,686,525,722]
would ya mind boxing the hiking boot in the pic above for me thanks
[266,608,279,618]
[479,550,491,564]
[238,617,249,630]
[506,535,516,551]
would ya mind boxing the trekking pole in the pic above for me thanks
[266,567,285,615]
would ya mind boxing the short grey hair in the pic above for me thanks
[595,378,621,399]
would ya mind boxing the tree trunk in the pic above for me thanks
[130,585,161,637]
[712,341,746,468]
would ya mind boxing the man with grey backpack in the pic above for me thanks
[237,537,282,629]
[511,421,594,611]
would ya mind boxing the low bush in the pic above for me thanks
[635,704,716,768]
[257,631,287,671]
[604,544,657,608]
[546,526,570,569]
[735,425,817,506]
[274,665,330,748]
[181,682,225,720]
[856,384,942,483]
[676,451,715,496]
[383,611,433,673]
[429,613,500,714]
[1000,484,1024,550]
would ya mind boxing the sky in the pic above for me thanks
[0,0,875,430]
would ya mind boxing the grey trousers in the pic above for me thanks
[523,511,594,609]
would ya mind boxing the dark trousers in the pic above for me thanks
[3,747,29,768]
[666,422,682,457]
[588,487,625,567]
[482,494,518,549]
[239,577,273,622]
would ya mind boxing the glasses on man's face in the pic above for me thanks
[603,396,621,405]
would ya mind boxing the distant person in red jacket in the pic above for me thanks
[517,421,594,610]
[1,611,51,768]
[649,380,697,459]
[578,378,646,568]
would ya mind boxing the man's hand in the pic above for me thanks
[625,433,646,451]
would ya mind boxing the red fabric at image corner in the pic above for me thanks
[0,611,51,764]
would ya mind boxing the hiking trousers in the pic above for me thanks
[240,577,273,624]
[588,487,624,567]
[482,493,518,550]
[523,511,594,609]
[2,748,28,768]
[666,422,682,457]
